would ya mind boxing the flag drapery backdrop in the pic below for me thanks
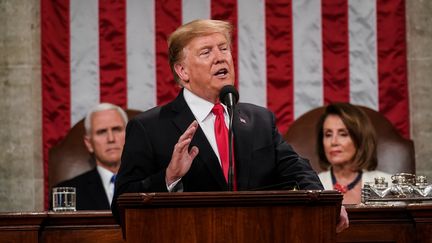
[41,0,409,207]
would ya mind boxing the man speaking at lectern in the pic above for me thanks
[112,19,348,232]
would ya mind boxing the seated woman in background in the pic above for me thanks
[316,102,392,204]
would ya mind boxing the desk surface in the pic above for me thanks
[0,204,431,243]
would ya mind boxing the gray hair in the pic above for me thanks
[84,103,128,135]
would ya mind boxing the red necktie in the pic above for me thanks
[212,103,231,183]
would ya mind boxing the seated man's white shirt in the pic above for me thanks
[97,165,116,205]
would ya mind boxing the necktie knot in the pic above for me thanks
[110,174,117,184]
[212,103,225,117]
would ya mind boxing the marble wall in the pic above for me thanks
[0,1,431,211]
[0,0,43,211]
[407,0,432,180]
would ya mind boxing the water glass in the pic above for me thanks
[52,187,76,212]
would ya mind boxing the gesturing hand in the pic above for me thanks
[165,120,200,185]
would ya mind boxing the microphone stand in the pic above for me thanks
[219,86,239,191]
[227,103,234,191]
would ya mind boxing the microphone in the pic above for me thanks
[219,85,239,108]
[219,85,239,191]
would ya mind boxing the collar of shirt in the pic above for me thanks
[183,88,228,164]
[183,88,228,122]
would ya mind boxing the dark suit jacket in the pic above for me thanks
[112,90,323,218]
[56,168,110,210]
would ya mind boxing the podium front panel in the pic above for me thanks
[118,190,342,243]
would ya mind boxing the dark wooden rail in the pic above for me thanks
[1,202,431,242]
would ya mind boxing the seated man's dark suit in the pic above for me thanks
[56,168,110,210]
[112,90,323,218]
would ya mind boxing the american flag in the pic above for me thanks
[41,0,408,207]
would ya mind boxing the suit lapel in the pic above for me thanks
[170,91,227,189]
[87,170,110,209]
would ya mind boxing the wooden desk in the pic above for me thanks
[0,211,123,243]
[41,211,124,243]
[0,212,45,243]
[338,204,432,243]
[409,204,432,243]
[0,204,431,243]
[117,191,343,243]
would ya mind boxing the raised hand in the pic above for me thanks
[165,120,200,185]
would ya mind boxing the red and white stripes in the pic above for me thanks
[41,0,409,207]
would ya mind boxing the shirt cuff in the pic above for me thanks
[166,178,182,192]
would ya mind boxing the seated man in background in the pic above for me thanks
[56,103,128,210]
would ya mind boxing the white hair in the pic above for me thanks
[84,103,128,135]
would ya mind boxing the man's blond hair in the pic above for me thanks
[168,19,233,83]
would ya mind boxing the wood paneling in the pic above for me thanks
[0,202,431,243]
[118,191,342,243]
[338,204,432,243]
[41,211,124,243]
[0,212,45,243]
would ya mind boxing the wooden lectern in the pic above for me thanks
[117,190,342,243]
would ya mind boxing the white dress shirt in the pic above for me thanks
[166,88,230,191]
[183,88,230,165]
[96,165,116,205]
